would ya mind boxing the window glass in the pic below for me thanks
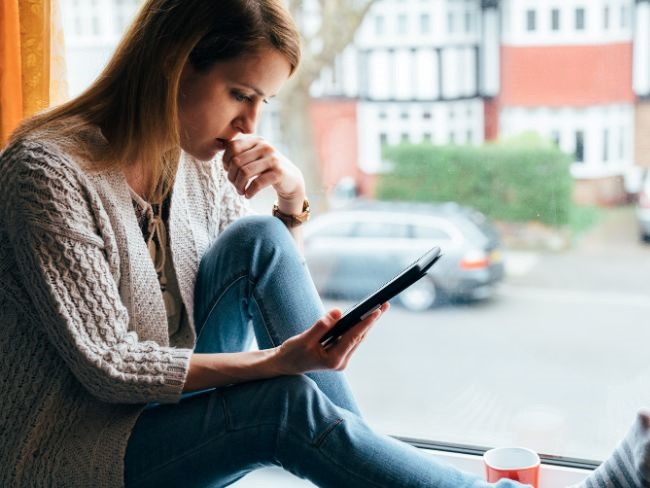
[60,0,650,469]
[412,225,451,240]
[526,9,536,32]
[311,222,355,238]
[551,8,560,31]
[420,13,431,34]
[353,221,409,239]
[575,7,586,30]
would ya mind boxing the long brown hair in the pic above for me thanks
[12,0,301,199]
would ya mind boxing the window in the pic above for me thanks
[447,11,455,34]
[620,5,628,29]
[413,225,451,240]
[526,9,536,32]
[397,14,407,35]
[575,7,586,30]
[551,130,561,147]
[354,222,410,239]
[464,10,473,33]
[575,130,585,162]
[379,132,389,147]
[90,0,101,35]
[375,15,385,36]
[61,1,649,485]
[420,13,431,35]
[551,8,561,31]
[313,222,355,238]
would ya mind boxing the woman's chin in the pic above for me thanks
[183,147,221,162]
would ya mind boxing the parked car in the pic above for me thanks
[303,200,505,311]
[637,169,650,242]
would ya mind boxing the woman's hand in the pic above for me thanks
[223,135,305,210]
[271,303,390,376]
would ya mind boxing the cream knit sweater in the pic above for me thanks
[0,134,249,487]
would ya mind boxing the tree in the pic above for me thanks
[278,0,377,206]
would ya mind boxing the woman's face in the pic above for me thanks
[178,46,292,161]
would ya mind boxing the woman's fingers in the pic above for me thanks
[320,302,389,366]
[223,136,304,200]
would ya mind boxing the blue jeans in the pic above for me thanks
[124,216,525,488]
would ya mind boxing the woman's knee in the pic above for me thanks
[199,216,293,275]
[220,215,290,251]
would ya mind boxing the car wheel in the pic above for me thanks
[398,277,438,311]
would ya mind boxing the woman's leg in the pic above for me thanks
[125,375,525,488]
[192,215,360,414]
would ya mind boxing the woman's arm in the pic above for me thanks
[222,136,307,249]
[3,142,192,404]
[183,306,388,392]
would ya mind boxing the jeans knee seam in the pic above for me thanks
[312,418,344,448]
[196,271,248,337]
[250,293,281,347]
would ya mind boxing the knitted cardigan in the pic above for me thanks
[0,134,249,487]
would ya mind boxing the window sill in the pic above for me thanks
[232,442,593,487]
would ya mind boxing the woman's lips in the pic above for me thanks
[215,138,228,151]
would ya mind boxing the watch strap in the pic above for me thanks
[272,199,310,228]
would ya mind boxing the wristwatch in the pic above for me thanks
[272,199,310,228]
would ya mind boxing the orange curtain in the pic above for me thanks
[0,0,67,145]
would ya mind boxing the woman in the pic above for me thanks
[0,1,648,487]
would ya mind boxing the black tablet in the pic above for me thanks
[319,246,442,348]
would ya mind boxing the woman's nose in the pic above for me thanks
[233,104,260,134]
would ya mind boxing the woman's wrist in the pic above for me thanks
[275,191,307,215]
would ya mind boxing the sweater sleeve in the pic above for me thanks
[2,142,191,404]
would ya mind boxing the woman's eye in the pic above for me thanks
[233,91,252,103]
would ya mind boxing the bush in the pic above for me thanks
[376,136,573,226]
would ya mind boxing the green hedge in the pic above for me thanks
[376,137,573,226]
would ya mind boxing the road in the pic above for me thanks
[343,207,650,461]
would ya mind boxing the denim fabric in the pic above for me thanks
[124,216,526,488]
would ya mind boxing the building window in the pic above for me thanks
[379,110,388,120]
[575,130,585,162]
[379,132,389,147]
[447,11,455,34]
[603,129,610,162]
[619,127,625,159]
[422,111,432,120]
[575,7,586,31]
[423,133,432,143]
[551,8,560,31]
[526,9,536,32]
[397,14,407,35]
[464,10,473,33]
[400,111,409,120]
[375,15,385,36]
[620,5,628,29]
[550,131,560,147]
[420,13,431,35]
[401,133,410,143]
[603,6,610,30]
